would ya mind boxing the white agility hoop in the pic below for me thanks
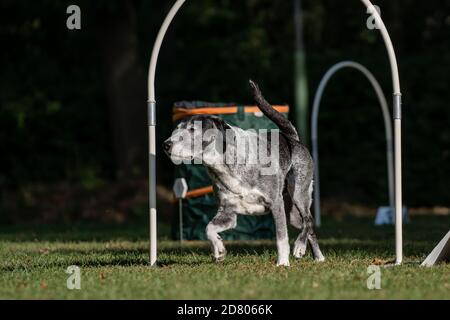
[311,61,394,229]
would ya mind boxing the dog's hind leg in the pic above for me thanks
[286,172,308,258]
[292,209,309,260]
[303,181,325,262]
[299,203,325,262]
[293,223,308,259]
[206,208,237,262]
[287,173,325,261]
[307,229,325,262]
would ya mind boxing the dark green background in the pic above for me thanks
[1,0,449,224]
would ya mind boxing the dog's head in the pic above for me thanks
[163,115,231,165]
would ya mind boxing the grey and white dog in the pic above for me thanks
[164,80,324,266]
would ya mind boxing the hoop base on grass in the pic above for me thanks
[421,230,450,267]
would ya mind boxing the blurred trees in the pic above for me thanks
[96,1,147,178]
[0,0,449,223]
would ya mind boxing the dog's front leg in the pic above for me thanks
[206,209,237,262]
[272,200,290,267]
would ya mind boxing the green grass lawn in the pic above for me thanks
[0,216,449,299]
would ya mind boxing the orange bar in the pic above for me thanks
[244,105,289,114]
[173,105,289,122]
[185,185,214,199]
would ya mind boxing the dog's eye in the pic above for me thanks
[189,127,195,133]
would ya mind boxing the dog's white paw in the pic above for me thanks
[276,258,290,267]
[314,254,325,262]
[293,241,307,259]
[213,244,226,262]
[214,250,226,262]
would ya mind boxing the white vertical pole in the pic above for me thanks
[149,124,157,266]
[360,0,402,265]
[179,199,183,242]
[147,0,186,266]
[393,96,403,265]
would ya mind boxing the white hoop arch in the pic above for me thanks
[147,0,403,266]
[311,61,394,228]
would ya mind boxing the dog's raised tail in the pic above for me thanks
[249,80,299,141]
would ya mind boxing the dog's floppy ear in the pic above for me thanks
[209,116,231,154]
[210,116,231,133]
